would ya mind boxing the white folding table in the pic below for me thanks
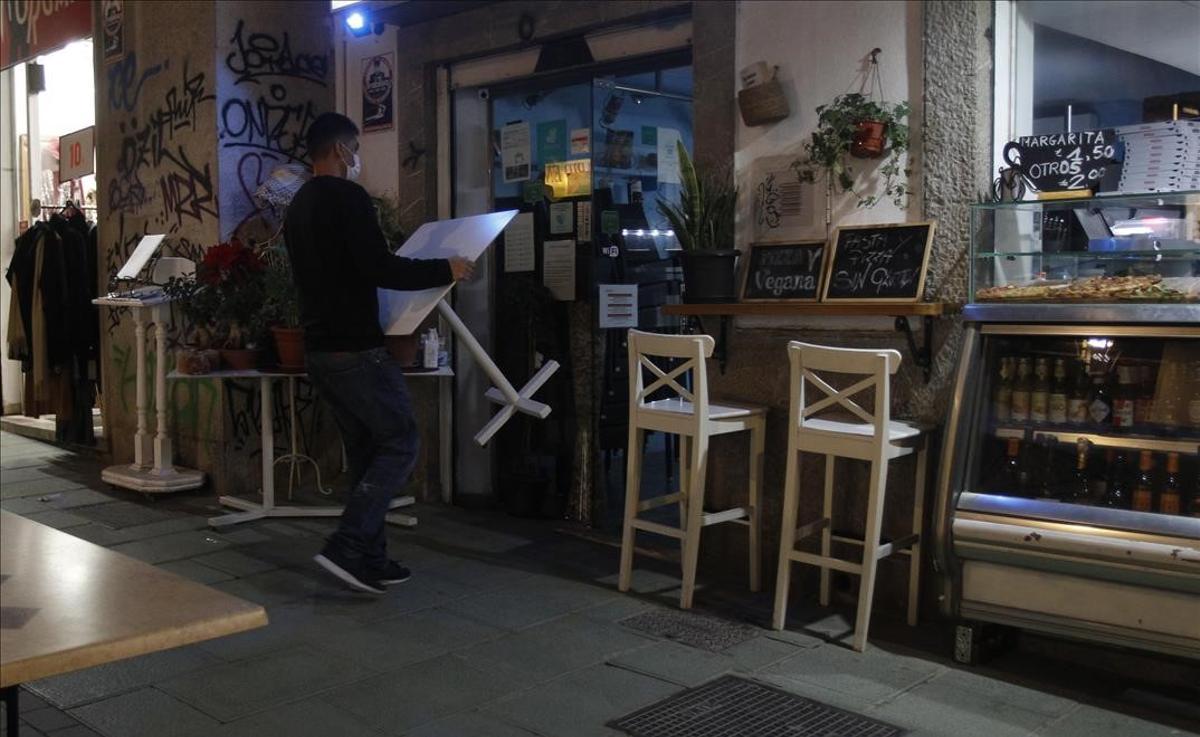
[168,368,451,528]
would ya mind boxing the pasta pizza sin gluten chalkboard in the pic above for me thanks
[822,222,936,303]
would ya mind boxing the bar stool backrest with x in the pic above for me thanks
[774,340,927,652]
[792,342,900,458]
[626,330,713,437]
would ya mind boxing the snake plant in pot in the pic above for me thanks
[657,141,738,303]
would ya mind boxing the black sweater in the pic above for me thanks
[284,177,452,352]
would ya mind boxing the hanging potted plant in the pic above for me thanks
[790,92,911,209]
[657,141,738,303]
[262,244,305,371]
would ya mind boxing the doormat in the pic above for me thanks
[619,609,758,652]
[610,675,906,737]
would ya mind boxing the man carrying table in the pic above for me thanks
[285,112,474,594]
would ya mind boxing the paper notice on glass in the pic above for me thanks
[570,127,590,155]
[501,121,531,182]
[543,240,575,301]
[657,127,682,184]
[549,202,573,234]
[599,284,638,329]
[503,211,535,272]
[576,201,592,243]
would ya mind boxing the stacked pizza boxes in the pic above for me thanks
[1113,120,1200,194]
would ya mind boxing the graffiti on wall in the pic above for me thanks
[219,21,328,237]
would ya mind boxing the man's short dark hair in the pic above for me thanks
[306,113,359,161]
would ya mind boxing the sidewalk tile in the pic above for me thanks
[109,530,230,564]
[760,642,944,704]
[458,614,654,682]
[161,646,375,722]
[29,647,221,708]
[869,676,1059,737]
[156,559,236,585]
[192,549,278,577]
[407,712,543,737]
[323,654,522,735]
[483,663,680,737]
[215,699,382,737]
[69,688,220,737]
[1033,704,1199,737]
[212,568,322,607]
[23,509,90,530]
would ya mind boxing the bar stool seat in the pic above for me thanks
[799,418,923,446]
[640,398,764,421]
[772,341,930,652]
[618,330,766,610]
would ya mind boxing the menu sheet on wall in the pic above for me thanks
[503,212,535,273]
[501,121,532,182]
[543,240,576,301]
[549,202,574,234]
[599,284,638,329]
[656,127,682,184]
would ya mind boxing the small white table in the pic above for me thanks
[168,367,451,528]
[93,293,205,494]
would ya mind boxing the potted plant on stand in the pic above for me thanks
[262,244,305,371]
[657,141,738,303]
[196,239,268,370]
[790,91,911,213]
[164,272,221,375]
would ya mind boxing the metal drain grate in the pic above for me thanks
[619,609,758,652]
[610,675,905,737]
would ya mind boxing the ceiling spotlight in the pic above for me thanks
[346,11,370,36]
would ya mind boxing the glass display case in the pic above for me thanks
[967,191,1200,322]
[936,325,1200,660]
[937,197,1200,660]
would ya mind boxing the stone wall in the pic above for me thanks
[94,0,336,497]
[691,0,994,617]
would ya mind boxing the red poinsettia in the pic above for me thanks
[198,238,265,286]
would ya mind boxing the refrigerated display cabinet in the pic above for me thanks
[935,192,1200,660]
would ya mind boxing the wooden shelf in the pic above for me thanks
[663,302,956,317]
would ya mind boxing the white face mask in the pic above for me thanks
[339,142,362,181]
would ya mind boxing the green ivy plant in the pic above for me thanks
[790,92,912,209]
[657,141,736,251]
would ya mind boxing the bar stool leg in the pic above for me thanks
[819,454,835,608]
[679,434,709,609]
[678,434,691,524]
[852,459,890,652]
[618,427,646,592]
[907,444,928,627]
[772,442,801,630]
[747,420,764,592]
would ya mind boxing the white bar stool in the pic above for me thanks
[772,341,928,652]
[618,330,766,609]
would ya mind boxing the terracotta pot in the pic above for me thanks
[850,120,887,159]
[176,347,219,375]
[385,334,420,366]
[220,348,262,371]
[271,327,305,371]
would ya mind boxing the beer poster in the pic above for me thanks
[361,53,395,133]
[102,0,125,64]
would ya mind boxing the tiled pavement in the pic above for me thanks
[1,431,1198,737]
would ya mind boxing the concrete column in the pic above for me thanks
[93,0,334,495]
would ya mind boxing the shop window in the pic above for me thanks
[994,0,1200,170]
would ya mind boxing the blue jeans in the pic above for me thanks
[306,347,419,566]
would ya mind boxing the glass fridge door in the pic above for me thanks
[961,327,1200,538]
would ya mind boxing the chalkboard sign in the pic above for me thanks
[1003,129,1117,192]
[823,222,936,302]
[740,241,825,302]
